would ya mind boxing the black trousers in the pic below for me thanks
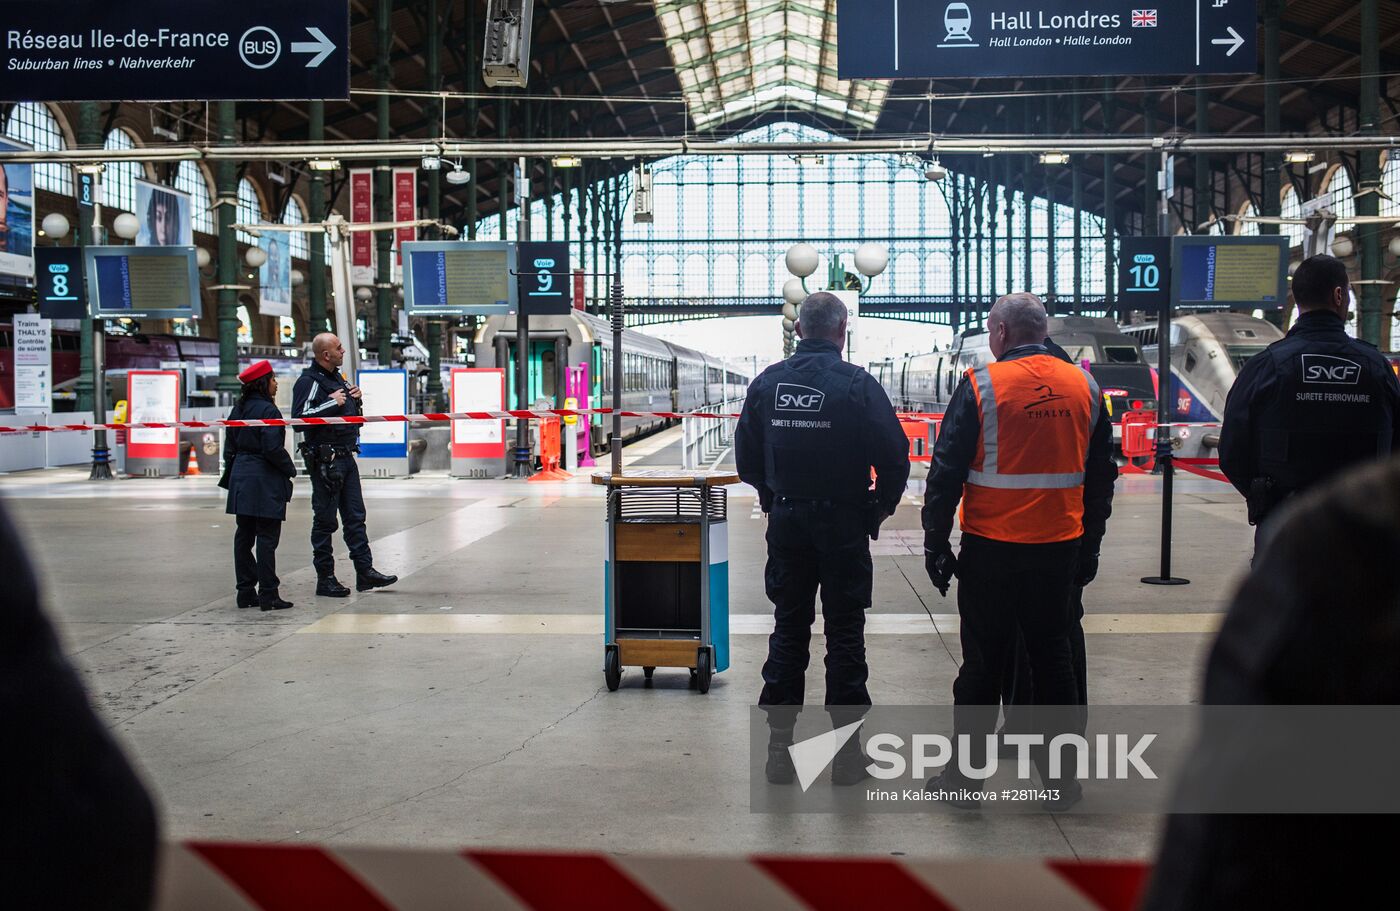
[1001,585,1088,733]
[952,534,1080,776]
[759,499,873,727]
[309,454,373,579]
[234,515,282,598]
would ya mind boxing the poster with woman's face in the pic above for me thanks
[134,179,193,247]
[0,138,35,278]
[259,235,292,317]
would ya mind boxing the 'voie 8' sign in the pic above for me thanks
[516,242,572,316]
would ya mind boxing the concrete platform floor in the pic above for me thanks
[1,426,1253,859]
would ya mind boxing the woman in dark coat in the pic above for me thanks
[221,360,297,611]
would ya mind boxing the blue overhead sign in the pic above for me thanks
[0,1,348,101]
[837,0,1257,79]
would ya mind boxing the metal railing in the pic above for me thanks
[682,398,741,470]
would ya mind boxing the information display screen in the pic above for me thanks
[1171,236,1289,310]
[403,241,517,315]
[84,245,201,319]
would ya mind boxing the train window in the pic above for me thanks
[1185,350,1199,373]
[1103,345,1141,364]
[1226,346,1267,371]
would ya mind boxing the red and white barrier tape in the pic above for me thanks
[0,411,1226,435]
[158,843,1150,911]
[0,408,736,435]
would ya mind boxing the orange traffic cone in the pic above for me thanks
[186,445,201,476]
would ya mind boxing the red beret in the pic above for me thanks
[238,360,273,384]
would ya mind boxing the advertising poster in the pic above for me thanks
[259,234,292,318]
[134,179,193,246]
[349,168,374,285]
[392,167,417,281]
[451,368,506,457]
[127,370,180,451]
[0,138,34,279]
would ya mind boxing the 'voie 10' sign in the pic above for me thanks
[837,0,1258,79]
[1,1,348,101]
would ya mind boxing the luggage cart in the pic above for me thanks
[593,470,738,693]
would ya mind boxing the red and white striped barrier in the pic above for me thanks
[0,411,1227,435]
[158,843,1150,911]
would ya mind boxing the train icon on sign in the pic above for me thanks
[938,3,979,49]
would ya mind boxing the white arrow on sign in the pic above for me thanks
[1211,26,1245,57]
[291,27,336,68]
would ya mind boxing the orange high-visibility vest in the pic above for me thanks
[959,354,1101,544]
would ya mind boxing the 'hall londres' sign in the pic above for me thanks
[836,0,1258,79]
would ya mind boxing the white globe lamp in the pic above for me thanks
[41,213,70,240]
[785,243,819,279]
[112,213,140,241]
[853,242,889,278]
[782,277,806,306]
[245,246,268,268]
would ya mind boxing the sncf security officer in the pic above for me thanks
[735,292,910,786]
[1220,254,1400,553]
[292,333,398,597]
[922,293,1116,810]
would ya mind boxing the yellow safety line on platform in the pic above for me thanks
[298,612,1225,636]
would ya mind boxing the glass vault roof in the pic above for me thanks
[653,0,888,131]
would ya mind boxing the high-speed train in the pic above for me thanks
[1120,313,1284,457]
[474,311,750,452]
[873,315,1157,446]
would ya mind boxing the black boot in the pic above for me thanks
[925,768,981,809]
[356,568,398,592]
[765,729,796,785]
[316,576,351,598]
[236,591,258,609]
[830,731,871,787]
[259,592,294,612]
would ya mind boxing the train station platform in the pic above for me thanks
[1,443,1248,860]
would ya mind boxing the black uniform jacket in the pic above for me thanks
[292,362,361,447]
[1218,309,1400,499]
[921,343,1117,552]
[224,395,297,520]
[1141,456,1400,911]
[0,500,158,909]
[735,338,910,514]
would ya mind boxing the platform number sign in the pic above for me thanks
[1117,236,1172,312]
[35,246,88,319]
[517,242,572,316]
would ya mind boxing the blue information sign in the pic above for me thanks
[1171,236,1289,310]
[83,245,201,319]
[35,246,88,319]
[0,1,348,102]
[402,241,518,316]
[837,0,1257,79]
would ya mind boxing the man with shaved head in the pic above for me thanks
[292,332,397,597]
[736,291,910,787]
[921,293,1117,810]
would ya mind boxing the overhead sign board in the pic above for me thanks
[402,241,519,317]
[0,1,349,101]
[517,242,573,316]
[1171,236,1289,310]
[837,0,1258,79]
[1117,236,1172,313]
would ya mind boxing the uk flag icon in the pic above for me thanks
[1132,9,1158,27]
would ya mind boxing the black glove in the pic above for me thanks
[1074,551,1100,587]
[924,542,957,597]
[865,502,892,541]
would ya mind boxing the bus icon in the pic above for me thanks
[938,3,979,48]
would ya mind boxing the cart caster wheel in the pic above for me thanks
[696,648,712,694]
[643,666,655,681]
[604,645,621,692]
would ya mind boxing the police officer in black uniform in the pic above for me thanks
[1219,254,1400,553]
[735,292,910,786]
[292,333,397,597]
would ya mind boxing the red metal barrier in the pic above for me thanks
[1120,413,1157,473]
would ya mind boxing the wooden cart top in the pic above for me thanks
[591,469,742,488]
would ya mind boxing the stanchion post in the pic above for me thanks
[609,274,624,478]
[1142,148,1189,585]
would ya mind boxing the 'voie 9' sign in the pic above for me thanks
[517,242,573,316]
